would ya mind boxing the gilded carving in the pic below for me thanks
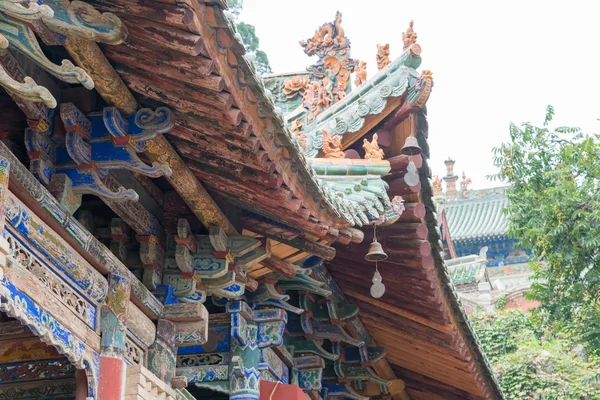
[322,130,345,159]
[354,60,367,86]
[362,133,384,160]
[376,43,391,71]
[283,76,309,99]
[64,36,137,116]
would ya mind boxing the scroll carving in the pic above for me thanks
[0,0,53,21]
[42,0,128,45]
[0,13,93,89]
[5,233,95,327]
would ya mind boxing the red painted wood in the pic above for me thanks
[259,381,308,400]
[98,357,126,400]
[75,369,88,400]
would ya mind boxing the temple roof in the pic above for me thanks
[444,188,509,242]
[446,253,487,286]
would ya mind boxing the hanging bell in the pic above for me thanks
[365,238,388,262]
[401,135,422,155]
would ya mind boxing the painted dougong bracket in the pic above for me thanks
[0,13,93,89]
[166,221,265,300]
[41,0,128,45]
[0,34,56,108]
[24,103,173,202]
[0,0,54,21]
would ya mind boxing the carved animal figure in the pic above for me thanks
[322,130,345,159]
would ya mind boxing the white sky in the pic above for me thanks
[239,0,600,189]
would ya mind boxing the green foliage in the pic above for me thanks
[226,0,272,75]
[472,309,600,399]
[496,293,508,310]
[490,106,600,356]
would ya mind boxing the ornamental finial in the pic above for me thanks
[376,44,391,71]
[402,20,418,51]
[432,176,443,197]
[354,60,367,86]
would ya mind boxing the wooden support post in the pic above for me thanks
[98,274,131,400]
[243,223,336,261]
[147,319,177,386]
[261,256,297,279]
[75,369,89,400]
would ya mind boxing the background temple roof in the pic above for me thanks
[444,188,509,242]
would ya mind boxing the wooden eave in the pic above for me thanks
[92,0,353,244]
[327,110,504,400]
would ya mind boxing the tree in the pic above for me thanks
[227,0,272,75]
[491,106,600,355]
[471,308,600,399]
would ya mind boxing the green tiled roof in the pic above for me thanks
[445,255,486,285]
[444,195,509,241]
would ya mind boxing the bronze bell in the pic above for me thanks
[401,135,422,155]
[365,238,388,262]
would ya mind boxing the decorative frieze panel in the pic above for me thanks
[0,358,75,383]
[0,278,100,398]
[5,192,108,303]
[5,229,96,328]
[0,379,76,400]
[125,336,146,367]
[177,352,229,367]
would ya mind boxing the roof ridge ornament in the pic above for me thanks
[376,44,391,71]
[322,130,345,159]
[402,20,418,51]
[362,133,385,161]
[299,11,350,57]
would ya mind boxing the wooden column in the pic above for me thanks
[98,274,131,400]
[75,369,89,400]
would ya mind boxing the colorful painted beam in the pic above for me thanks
[0,142,163,318]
